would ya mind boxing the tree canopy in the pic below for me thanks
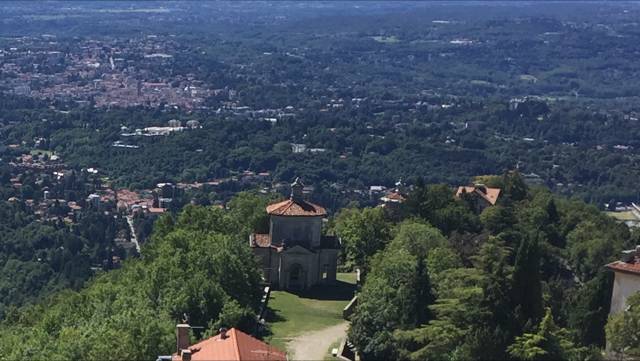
[348,173,630,360]
[606,292,640,358]
[0,194,265,360]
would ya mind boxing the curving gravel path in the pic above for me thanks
[287,321,349,361]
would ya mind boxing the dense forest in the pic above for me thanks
[0,193,268,360]
[0,141,127,318]
[337,172,634,360]
[2,95,640,206]
[0,201,120,319]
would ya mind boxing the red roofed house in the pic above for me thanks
[456,184,501,212]
[379,179,407,219]
[606,246,640,315]
[380,191,406,205]
[171,325,287,361]
[250,178,339,289]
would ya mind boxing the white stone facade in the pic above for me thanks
[609,271,640,315]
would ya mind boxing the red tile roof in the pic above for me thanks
[607,260,640,276]
[250,233,284,251]
[116,189,154,208]
[266,198,326,217]
[172,328,286,361]
[456,186,501,205]
[253,233,272,247]
[381,191,406,203]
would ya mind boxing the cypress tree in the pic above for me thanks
[512,232,544,330]
[414,257,435,325]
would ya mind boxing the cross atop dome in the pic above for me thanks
[266,177,326,217]
[395,178,405,193]
[290,177,304,202]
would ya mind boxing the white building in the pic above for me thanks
[291,143,307,153]
[606,246,640,315]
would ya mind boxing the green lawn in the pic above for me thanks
[606,211,639,221]
[30,149,54,157]
[336,272,357,285]
[372,35,400,43]
[264,273,356,350]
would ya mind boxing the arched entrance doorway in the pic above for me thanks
[288,263,305,289]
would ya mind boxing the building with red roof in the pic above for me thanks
[378,179,408,219]
[265,197,327,217]
[250,178,339,289]
[606,246,640,315]
[380,191,406,204]
[170,326,286,361]
[456,184,501,212]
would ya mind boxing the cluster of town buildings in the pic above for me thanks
[5,146,180,260]
[4,140,323,257]
[0,34,312,121]
[0,35,212,109]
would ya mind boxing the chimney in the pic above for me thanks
[290,177,304,202]
[622,249,636,263]
[180,349,192,361]
[219,327,229,340]
[474,183,487,194]
[176,324,190,353]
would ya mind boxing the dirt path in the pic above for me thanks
[287,321,349,361]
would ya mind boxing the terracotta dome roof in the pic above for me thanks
[266,199,327,217]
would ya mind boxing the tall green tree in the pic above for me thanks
[508,308,584,361]
[512,232,544,329]
[393,268,487,361]
[334,207,391,270]
[388,220,448,257]
[475,237,516,352]
[480,205,516,234]
[606,292,640,358]
[502,171,528,202]
[404,184,480,235]
[567,270,613,347]
[349,248,435,360]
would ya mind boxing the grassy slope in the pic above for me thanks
[265,272,356,350]
[605,210,638,221]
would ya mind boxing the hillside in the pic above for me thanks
[0,174,634,359]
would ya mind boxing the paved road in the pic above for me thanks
[287,321,348,361]
[126,215,141,253]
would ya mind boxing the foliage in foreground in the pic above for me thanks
[0,193,267,360]
[606,292,640,358]
[347,173,631,360]
[508,308,586,361]
[0,201,121,318]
